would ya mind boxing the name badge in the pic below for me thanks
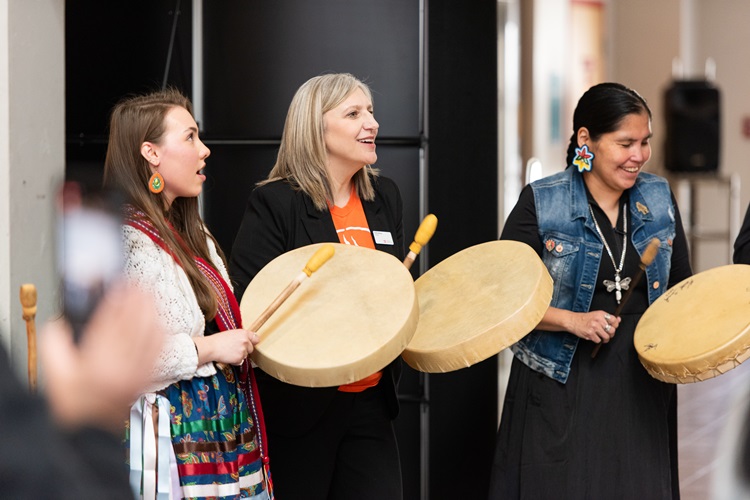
[372,231,394,245]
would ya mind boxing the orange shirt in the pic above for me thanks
[329,188,383,392]
[329,188,376,249]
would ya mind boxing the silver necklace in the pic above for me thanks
[589,203,631,304]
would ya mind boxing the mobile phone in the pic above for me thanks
[58,183,123,342]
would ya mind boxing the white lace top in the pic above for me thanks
[121,225,230,392]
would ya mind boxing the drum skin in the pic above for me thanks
[402,240,553,373]
[634,264,750,384]
[240,243,419,387]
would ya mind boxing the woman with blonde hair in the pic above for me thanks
[230,73,405,500]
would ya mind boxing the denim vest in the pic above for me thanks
[510,168,677,383]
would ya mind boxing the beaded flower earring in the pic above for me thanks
[573,144,595,173]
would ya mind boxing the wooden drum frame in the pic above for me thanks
[240,243,419,387]
[634,264,750,383]
[402,240,553,373]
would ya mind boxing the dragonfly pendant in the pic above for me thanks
[603,274,631,304]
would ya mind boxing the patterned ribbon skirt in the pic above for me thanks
[129,364,269,499]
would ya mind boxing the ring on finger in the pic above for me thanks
[604,313,611,323]
[604,323,611,333]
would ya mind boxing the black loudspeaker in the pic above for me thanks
[664,80,721,173]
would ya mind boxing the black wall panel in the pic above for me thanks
[427,1,499,498]
[202,0,421,139]
[201,0,424,271]
[203,145,422,267]
[200,144,280,252]
[200,4,428,497]
[66,1,193,188]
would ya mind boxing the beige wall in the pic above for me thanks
[696,0,750,216]
[609,0,682,177]
[693,0,750,250]
[523,0,684,178]
[609,0,749,271]
[0,0,64,379]
[521,0,746,271]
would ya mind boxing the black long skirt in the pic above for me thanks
[488,313,679,500]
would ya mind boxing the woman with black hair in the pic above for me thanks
[489,82,692,499]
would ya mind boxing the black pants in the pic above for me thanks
[267,383,403,500]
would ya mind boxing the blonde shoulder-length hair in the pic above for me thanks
[262,73,379,210]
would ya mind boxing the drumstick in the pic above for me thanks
[216,244,335,370]
[20,284,38,393]
[248,243,335,334]
[403,214,438,270]
[591,237,660,359]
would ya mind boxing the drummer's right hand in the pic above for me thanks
[249,330,260,345]
[568,310,621,344]
[193,328,255,366]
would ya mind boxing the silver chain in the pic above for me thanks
[589,202,627,272]
[589,203,630,303]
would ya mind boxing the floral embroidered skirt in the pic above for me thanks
[129,365,270,499]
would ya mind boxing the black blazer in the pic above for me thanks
[229,175,405,437]
[735,202,750,264]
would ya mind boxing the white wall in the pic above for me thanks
[602,0,745,271]
[523,0,684,179]
[0,1,9,358]
[692,0,750,258]
[531,0,570,178]
[0,0,64,378]
[515,0,748,271]
[609,0,682,177]
[695,0,750,221]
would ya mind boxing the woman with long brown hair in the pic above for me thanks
[104,88,272,500]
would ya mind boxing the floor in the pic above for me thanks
[678,357,750,499]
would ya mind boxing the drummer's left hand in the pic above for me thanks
[194,328,256,366]
[586,310,621,344]
[538,307,621,343]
